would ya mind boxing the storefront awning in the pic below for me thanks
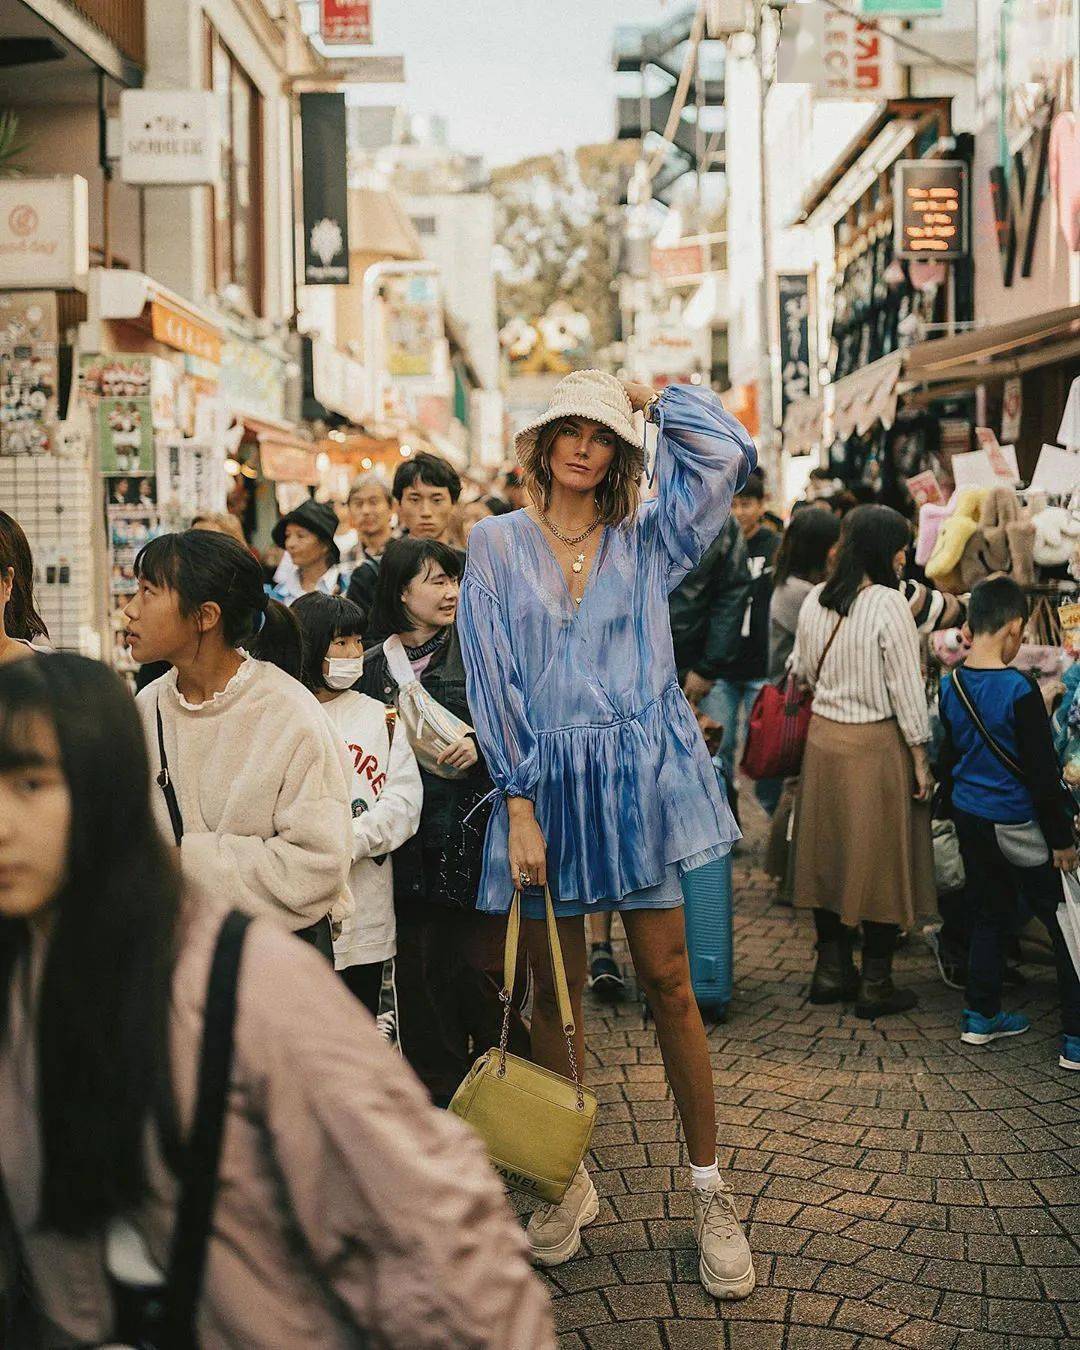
[782,394,825,457]
[830,351,904,440]
[902,305,1080,388]
[244,417,320,486]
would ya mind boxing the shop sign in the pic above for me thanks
[894,161,968,260]
[775,272,813,424]
[383,272,443,378]
[989,111,1052,286]
[321,55,405,82]
[778,2,902,98]
[219,337,286,422]
[858,0,942,12]
[0,291,58,455]
[119,91,219,187]
[651,242,706,283]
[319,0,371,45]
[300,94,350,286]
[259,438,320,485]
[312,337,369,423]
[1001,376,1023,443]
[150,299,222,364]
[0,177,89,291]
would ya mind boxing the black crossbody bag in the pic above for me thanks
[0,909,250,1350]
[156,699,332,957]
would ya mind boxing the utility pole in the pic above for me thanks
[754,0,779,486]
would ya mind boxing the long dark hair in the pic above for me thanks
[135,530,303,677]
[292,593,366,693]
[369,538,463,637]
[819,504,911,616]
[0,655,180,1235]
[774,508,840,587]
[0,510,48,642]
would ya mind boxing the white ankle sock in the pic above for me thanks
[690,1160,720,1190]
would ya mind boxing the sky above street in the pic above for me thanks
[344,0,675,166]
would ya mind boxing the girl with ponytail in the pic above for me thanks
[124,530,352,948]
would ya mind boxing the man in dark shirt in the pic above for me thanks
[696,472,780,802]
[347,451,465,643]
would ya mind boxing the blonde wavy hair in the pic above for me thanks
[520,420,645,529]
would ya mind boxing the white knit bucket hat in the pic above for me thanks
[514,370,645,462]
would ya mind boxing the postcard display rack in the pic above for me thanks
[0,292,102,655]
[78,351,226,672]
[0,287,226,666]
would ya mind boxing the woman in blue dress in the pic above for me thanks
[457,370,757,1300]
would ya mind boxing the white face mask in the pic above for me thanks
[324,656,364,690]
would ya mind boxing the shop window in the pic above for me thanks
[204,22,264,315]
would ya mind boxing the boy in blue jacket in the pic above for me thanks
[938,576,1080,1070]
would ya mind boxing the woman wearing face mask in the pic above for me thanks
[125,530,352,953]
[292,592,423,1015]
[361,538,529,1105]
[0,511,49,666]
[791,504,935,1018]
[0,654,554,1348]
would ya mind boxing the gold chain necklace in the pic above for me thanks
[537,510,602,601]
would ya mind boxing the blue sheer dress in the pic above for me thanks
[457,384,756,918]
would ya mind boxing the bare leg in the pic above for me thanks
[621,906,717,1166]
[525,913,587,1077]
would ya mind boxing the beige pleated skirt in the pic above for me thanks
[791,715,935,928]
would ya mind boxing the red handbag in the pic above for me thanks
[740,616,843,781]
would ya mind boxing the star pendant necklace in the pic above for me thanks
[539,508,602,602]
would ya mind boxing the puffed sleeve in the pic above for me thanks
[457,523,540,801]
[643,383,757,590]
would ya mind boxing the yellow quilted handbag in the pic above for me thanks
[449,888,597,1204]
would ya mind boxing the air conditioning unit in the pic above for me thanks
[705,0,752,36]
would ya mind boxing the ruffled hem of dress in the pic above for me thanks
[476,684,738,913]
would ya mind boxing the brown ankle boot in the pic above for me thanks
[855,955,918,1019]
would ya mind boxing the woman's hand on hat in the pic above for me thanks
[622,381,657,413]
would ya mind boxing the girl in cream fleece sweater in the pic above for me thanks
[125,531,352,933]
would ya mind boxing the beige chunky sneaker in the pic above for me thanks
[693,1179,756,1300]
[525,1164,599,1267]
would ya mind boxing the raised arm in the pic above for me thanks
[640,383,757,590]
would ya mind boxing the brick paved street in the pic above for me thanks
[537,809,1080,1350]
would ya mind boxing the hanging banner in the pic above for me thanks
[299,94,351,286]
[319,0,372,45]
[776,272,813,425]
[894,160,968,260]
[777,1,902,98]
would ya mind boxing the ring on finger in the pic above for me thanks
[518,870,532,887]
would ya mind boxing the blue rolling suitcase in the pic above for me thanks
[681,852,734,1020]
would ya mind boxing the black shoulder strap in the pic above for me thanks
[165,909,251,1345]
[951,668,1025,782]
[156,698,184,847]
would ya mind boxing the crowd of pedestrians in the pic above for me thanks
[2,368,1080,1344]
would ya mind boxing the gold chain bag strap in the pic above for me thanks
[448,888,598,1203]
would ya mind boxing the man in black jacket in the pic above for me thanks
[670,515,752,703]
[586,514,752,999]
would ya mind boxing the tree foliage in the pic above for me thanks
[491,146,629,354]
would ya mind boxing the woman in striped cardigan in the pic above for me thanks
[791,505,936,1019]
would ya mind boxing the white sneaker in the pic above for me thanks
[525,1164,599,1267]
[693,1179,756,1300]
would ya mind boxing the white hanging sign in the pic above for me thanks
[0,177,89,291]
[119,91,220,186]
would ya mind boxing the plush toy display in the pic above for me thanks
[925,489,986,592]
[957,487,1035,590]
[916,502,950,567]
[1032,506,1080,568]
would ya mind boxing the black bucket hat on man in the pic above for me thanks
[272,498,341,564]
